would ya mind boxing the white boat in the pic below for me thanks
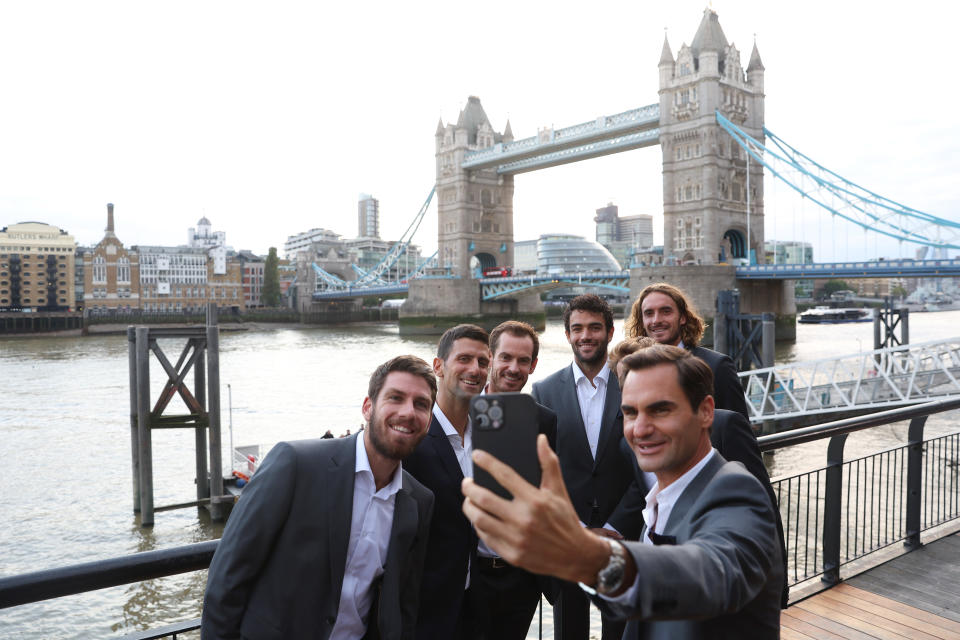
[799,307,872,324]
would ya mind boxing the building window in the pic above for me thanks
[93,256,107,283]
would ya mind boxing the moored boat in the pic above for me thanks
[799,307,872,324]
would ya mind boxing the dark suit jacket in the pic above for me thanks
[201,435,434,640]
[532,365,644,538]
[403,414,477,639]
[689,345,750,421]
[598,453,783,640]
[620,409,789,607]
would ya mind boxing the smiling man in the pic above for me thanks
[404,324,491,639]
[471,320,558,640]
[625,283,749,420]
[531,295,643,640]
[201,355,436,640]
[462,344,783,640]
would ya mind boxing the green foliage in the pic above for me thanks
[818,279,850,300]
[262,247,281,307]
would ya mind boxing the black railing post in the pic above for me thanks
[822,433,848,585]
[904,415,927,550]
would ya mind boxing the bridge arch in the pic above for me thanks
[470,252,498,276]
[722,229,747,262]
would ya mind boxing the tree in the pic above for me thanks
[262,247,280,307]
[819,279,850,300]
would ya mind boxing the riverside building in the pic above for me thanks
[82,204,140,314]
[0,221,77,312]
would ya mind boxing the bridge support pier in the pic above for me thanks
[628,265,796,346]
[399,278,545,335]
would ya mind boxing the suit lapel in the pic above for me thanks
[376,481,417,640]
[559,366,594,464]
[327,435,357,595]
[427,415,464,482]
[663,452,726,534]
[592,370,622,470]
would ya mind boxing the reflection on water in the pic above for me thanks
[2,313,960,637]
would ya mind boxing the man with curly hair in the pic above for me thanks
[624,283,749,420]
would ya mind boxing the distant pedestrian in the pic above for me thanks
[321,430,334,439]
[342,429,352,438]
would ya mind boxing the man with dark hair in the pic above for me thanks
[404,324,491,639]
[462,344,783,640]
[471,320,558,639]
[532,294,643,640]
[625,282,750,420]
[202,355,436,640]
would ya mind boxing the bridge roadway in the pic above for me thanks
[741,337,960,423]
[312,259,960,301]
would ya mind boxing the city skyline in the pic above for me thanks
[1,1,957,262]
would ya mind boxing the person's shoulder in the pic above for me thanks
[401,468,434,503]
[690,345,725,363]
[532,366,570,391]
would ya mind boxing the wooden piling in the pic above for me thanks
[135,327,154,527]
[206,304,225,522]
[127,327,140,513]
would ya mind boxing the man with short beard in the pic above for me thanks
[471,320,557,640]
[532,295,644,640]
[202,355,436,640]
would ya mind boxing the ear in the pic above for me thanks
[697,394,715,431]
[529,357,538,375]
[680,313,687,327]
[361,396,373,423]
[433,356,444,378]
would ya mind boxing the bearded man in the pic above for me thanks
[202,355,436,640]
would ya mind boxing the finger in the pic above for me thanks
[536,434,569,498]
[471,448,537,501]
[461,477,514,524]
[462,495,514,559]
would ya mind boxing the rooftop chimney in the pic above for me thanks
[106,202,115,237]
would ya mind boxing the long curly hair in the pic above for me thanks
[623,283,705,348]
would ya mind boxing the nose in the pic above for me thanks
[625,415,654,440]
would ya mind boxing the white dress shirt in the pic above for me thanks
[432,403,482,586]
[571,361,611,459]
[329,434,404,640]
[596,448,718,604]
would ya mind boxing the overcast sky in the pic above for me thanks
[1,1,957,262]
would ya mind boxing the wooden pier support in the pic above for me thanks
[128,303,229,527]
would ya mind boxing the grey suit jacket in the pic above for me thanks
[532,365,644,538]
[597,453,782,640]
[201,435,434,640]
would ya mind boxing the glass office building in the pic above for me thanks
[536,234,622,275]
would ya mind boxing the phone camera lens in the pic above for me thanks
[474,398,489,413]
[476,414,490,428]
[488,405,503,421]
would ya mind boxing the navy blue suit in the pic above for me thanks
[404,414,477,639]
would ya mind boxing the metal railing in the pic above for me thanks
[2,400,959,637]
[758,397,960,588]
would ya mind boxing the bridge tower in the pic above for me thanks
[401,97,543,334]
[658,8,766,265]
[435,96,515,277]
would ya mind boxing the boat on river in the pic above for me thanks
[798,306,872,324]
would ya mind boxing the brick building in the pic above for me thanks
[83,203,140,314]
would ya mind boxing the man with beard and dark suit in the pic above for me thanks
[462,345,783,640]
[404,324,491,639]
[624,282,750,421]
[471,320,558,640]
[201,355,436,640]
[531,295,644,640]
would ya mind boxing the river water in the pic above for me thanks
[2,313,960,638]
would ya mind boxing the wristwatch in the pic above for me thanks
[595,538,628,596]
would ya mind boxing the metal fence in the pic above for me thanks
[2,399,960,638]
[758,398,960,589]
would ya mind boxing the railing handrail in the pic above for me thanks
[0,540,218,610]
[757,396,960,452]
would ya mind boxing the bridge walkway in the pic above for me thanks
[783,532,960,639]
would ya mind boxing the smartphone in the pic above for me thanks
[470,392,541,500]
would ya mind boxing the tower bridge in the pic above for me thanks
[304,7,958,337]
